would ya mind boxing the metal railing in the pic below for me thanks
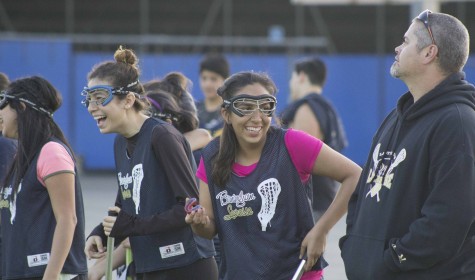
[0,32,329,54]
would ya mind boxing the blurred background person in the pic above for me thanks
[280,57,348,222]
[145,72,212,166]
[196,53,230,137]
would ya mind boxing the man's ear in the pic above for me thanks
[298,72,308,84]
[424,45,438,62]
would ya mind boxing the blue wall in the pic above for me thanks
[1,39,474,170]
[0,39,74,140]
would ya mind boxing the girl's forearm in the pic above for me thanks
[43,218,77,280]
[315,176,359,234]
[190,222,217,240]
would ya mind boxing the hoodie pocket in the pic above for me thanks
[339,234,348,250]
[341,234,396,280]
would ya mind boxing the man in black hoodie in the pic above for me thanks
[340,10,475,280]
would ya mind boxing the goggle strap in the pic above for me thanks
[17,96,53,118]
[147,97,163,112]
[0,92,53,118]
[222,100,231,108]
[153,112,179,122]
[114,80,140,95]
[126,80,139,88]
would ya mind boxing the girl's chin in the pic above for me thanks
[98,127,113,134]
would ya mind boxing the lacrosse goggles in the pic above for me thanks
[81,80,139,107]
[222,94,277,117]
[0,90,53,117]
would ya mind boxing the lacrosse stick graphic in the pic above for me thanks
[131,164,144,214]
[257,178,281,231]
[9,181,22,224]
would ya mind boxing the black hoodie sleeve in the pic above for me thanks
[383,111,475,272]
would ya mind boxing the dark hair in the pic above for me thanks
[199,53,230,79]
[3,76,74,195]
[87,46,148,111]
[294,57,327,87]
[212,71,277,187]
[144,72,198,133]
[146,91,181,127]
[0,72,10,90]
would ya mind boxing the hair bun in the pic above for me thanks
[114,46,139,67]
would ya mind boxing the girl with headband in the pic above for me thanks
[0,76,87,279]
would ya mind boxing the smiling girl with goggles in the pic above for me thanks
[80,80,139,107]
[0,90,53,117]
[222,94,277,117]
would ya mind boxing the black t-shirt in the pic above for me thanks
[196,101,224,137]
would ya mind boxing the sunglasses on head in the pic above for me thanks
[223,94,277,117]
[0,90,53,117]
[81,81,139,107]
[416,9,436,46]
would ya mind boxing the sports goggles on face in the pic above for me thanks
[222,94,277,117]
[0,90,53,117]
[81,80,138,107]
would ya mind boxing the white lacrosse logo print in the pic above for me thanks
[257,178,281,231]
[9,181,22,225]
[132,164,144,214]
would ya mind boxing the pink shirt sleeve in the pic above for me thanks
[196,156,208,184]
[285,128,323,183]
[302,269,324,279]
[37,142,75,186]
